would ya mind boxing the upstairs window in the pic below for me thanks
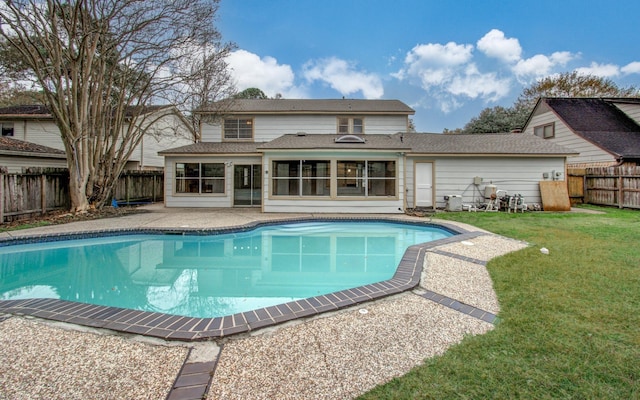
[1,123,14,137]
[224,118,253,140]
[337,117,364,134]
[534,122,554,139]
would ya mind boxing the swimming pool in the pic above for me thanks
[0,221,452,318]
[0,218,469,339]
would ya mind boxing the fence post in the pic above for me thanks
[618,174,623,209]
[0,172,4,224]
[40,174,47,215]
[125,174,130,203]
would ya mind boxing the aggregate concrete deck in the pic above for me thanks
[0,204,528,399]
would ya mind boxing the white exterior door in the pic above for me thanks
[415,162,433,207]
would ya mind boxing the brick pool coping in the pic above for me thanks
[0,217,481,341]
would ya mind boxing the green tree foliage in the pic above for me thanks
[0,0,233,211]
[455,72,640,134]
[462,105,530,134]
[234,88,268,99]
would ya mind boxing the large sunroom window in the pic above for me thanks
[175,163,225,194]
[337,160,395,197]
[272,160,330,196]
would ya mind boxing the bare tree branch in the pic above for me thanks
[0,0,234,210]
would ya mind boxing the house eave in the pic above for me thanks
[0,150,66,158]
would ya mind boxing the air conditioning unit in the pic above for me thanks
[445,195,463,211]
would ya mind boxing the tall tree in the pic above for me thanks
[234,87,268,99]
[461,105,530,134]
[455,72,639,134]
[0,0,234,211]
[515,71,639,111]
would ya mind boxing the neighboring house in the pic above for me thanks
[160,99,576,213]
[0,104,194,171]
[522,97,640,167]
[0,136,67,173]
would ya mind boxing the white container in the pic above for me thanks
[446,195,463,211]
[484,184,497,199]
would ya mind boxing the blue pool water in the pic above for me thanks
[0,221,452,318]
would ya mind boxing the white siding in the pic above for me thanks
[7,112,192,170]
[263,199,403,213]
[163,155,261,208]
[0,156,67,173]
[200,114,408,142]
[524,112,615,165]
[133,113,193,169]
[19,120,65,150]
[164,156,232,208]
[613,103,640,126]
[406,156,566,209]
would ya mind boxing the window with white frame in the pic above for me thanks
[272,160,330,196]
[224,118,253,140]
[175,163,225,194]
[534,122,555,139]
[337,117,364,134]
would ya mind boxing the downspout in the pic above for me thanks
[402,153,407,213]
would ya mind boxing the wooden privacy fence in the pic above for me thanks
[1,169,164,223]
[568,165,640,209]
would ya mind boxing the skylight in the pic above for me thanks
[334,134,365,143]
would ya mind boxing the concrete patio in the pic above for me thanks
[0,204,527,399]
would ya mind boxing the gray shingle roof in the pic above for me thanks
[160,133,577,156]
[258,134,412,151]
[543,98,640,159]
[197,99,415,115]
[0,137,66,156]
[0,104,174,119]
[158,141,265,155]
[400,132,578,155]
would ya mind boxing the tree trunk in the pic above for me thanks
[68,166,90,213]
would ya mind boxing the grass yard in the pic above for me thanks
[361,206,639,399]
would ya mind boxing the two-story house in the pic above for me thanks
[521,97,640,167]
[0,104,194,171]
[161,98,576,213]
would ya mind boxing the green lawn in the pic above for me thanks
[360,206,639,399]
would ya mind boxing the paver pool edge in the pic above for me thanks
[0,217,476,341]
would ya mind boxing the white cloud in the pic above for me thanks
[575,62,620,78]
[477,29,522,63]
[622,61,640,74]
[447,64,511,102]
[512,51,575,82]
[404,42,474,67]
[395,39,510,111]
[227,50,306,97]
[302,57,384,99]
[395,42,473,90]
[550,51,575,65]
[512,55,555,79]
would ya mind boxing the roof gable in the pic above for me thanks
[542,98,640,158]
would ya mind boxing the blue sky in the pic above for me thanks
[216,0,640,132]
